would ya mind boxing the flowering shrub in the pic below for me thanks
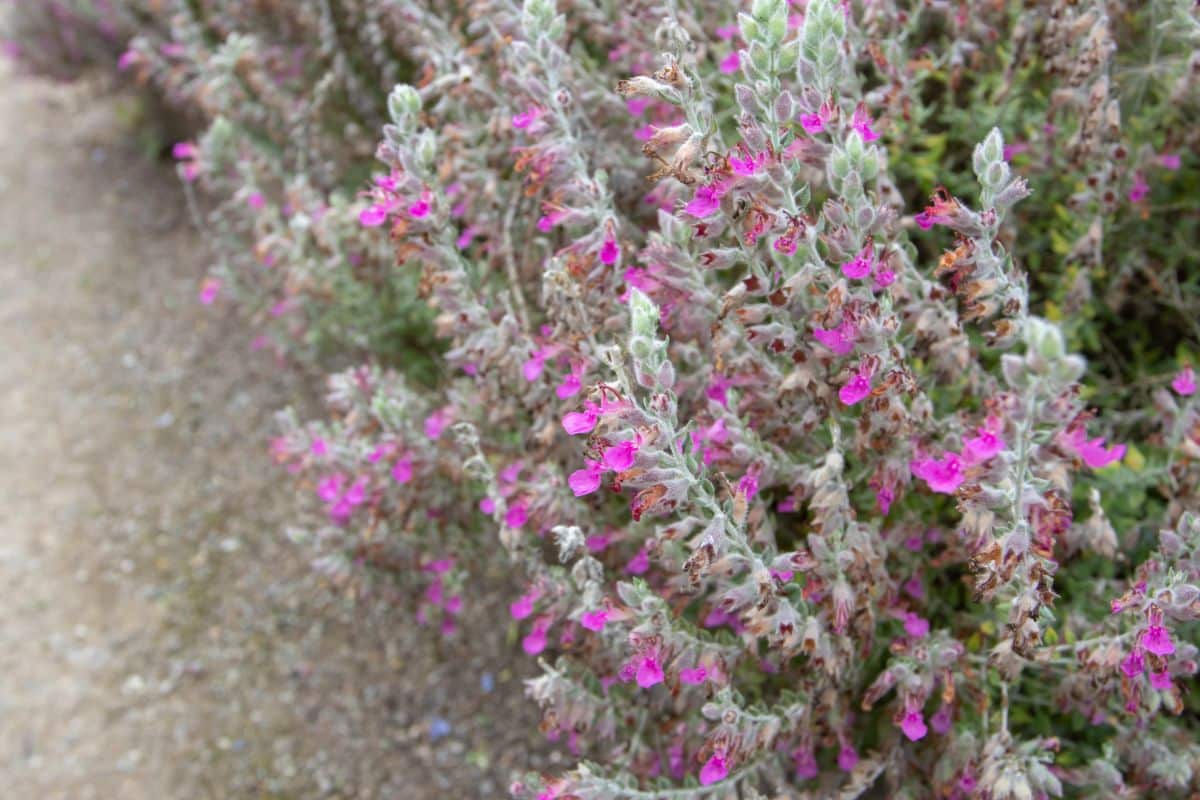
[12,0,1200,796]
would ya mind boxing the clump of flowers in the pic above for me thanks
[16,0,1200,796]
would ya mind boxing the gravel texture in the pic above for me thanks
[0,66,549,799]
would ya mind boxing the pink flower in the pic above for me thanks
[793,746,819,780]
[199,277,220,305]
[636,654,664,688]
[962,426,1004,465]
[505,500,529,528]
[684,182,726,218]
[117,49,139,71]
[602,439,639,471]
[569,460,604,496]
[357,203,386,227]
[851,105,880,142]
[625,548,650,575]
[903,612,930,638]
[1171,366,1196,396]
[699,753,728,785]
[930,705,953,734]
[900,709,927,741]
[1158,153,1182,170]
[599,237,620,266]
[511,105,544,130]
[424,408,452,440]
[679,667,708,685]
[876,484,895,515]
[171,142,197,160]
[1142,625,1175,656]
[839,372,872,405]
[1059,427,1125,469]
[718,51,740,74]
[311,438,329,457]
[1128,172,1150,203]
[556,364,585,398]
[580,609,609,632]
[841,245,873,279]
[522,617,551,655]
[813,321,856,355]
[407,191,432,218]
[837,744,859,772]
[800,112,825,134]
[391,455,414,484]
[316,474,344,503]
[874,268,896,289]
[773,234,798,255]
[1121,648,1145,677]
[729,150,765,176]
[510,592,538,620]
[247,192,265,210]
[562,404,600,435]
[1150,669,1173,690]
[911,452,964,494]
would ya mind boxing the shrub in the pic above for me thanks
[14,0,1200,796]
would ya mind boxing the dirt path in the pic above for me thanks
[0,68,545,798]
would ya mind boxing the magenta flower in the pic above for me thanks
[1142,625,1175,656]
[407,190,432,218]
[562,404,600,435]
[510,591,538,620]
[729,150,765,176]
[391,455,414,484]
[311,438,329,457]
[800,112,825,134]
[699,753,728,785]
[773,234,798,255]
[505,500,529,528]
[851,105,880,142]
[1128,172,1150,203]
[1171,366,1196,396]
[424,407,452,440]
[1121,648,1145,677]
[838,372,872,405]
[903,612,930,638]
[841,250,873,280]
[568,460,604,496]
[962,426,1004,465]
[580,609,609,632]
[602,439,639,471]
[837,744,859,773]
[624,548,650,575]
[679,666,708,685]
[1059,427,1125,469]
[522,616,551,655]
[684,182,726,218]
[1158,153,1182,170]
[247,192,265,210]
[117,49,139,71]
[813,322,856,355]
[873,268,896,289]
[1150,669,1173,690]
[930,705,953,735]
[316,474,344,503]
[636,654,664,688]
[900,709,927,741]
[557,363,585,398]
[792,745,819,780]
[199,277,220,306]
[599,236,620,266]
[511,104,544,130]
[911,452,964,494]
[718,51,740,74]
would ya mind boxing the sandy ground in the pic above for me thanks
[0,68,546,798]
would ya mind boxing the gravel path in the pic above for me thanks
[0,68,546,798]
